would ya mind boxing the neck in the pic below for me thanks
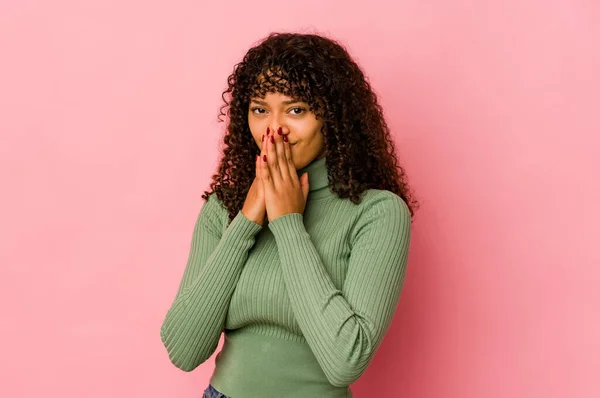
[297,155,332,200]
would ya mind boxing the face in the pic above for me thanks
[248,92,326,170]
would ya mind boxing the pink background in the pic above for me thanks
[1,1,599,397]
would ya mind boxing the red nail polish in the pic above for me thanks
[263,154,267,162]
[267,127,270,135]
[283,135,288,142]
[278,127,282,135]
[270,136,274,143]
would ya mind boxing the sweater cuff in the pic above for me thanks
[268,212,306,240]
[224,210,263,243]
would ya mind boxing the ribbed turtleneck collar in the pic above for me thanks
[296,155,332,200]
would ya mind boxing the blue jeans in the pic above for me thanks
[202,384,230,398]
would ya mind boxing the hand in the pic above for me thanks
[258,127,310,222]
[241,150,267,227]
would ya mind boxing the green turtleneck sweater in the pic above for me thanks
[160,155,412,398]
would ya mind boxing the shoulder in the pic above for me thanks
[344,189,412,256]
[348,189,411,242]
[358,189,411,220]
[202,191,230,213]
[203,191,224,209]
[196,192,229,232]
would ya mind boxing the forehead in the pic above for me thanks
[250,67,307,99]
[250,92,303,104]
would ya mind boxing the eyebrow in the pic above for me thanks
[250,99,304,106]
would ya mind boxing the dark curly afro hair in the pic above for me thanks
[202,32,418,221]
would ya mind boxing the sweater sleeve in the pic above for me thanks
[160,194,263,371]
[267,191,411,387]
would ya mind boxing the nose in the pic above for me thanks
[267,111,287,135]
[267,125,288,138]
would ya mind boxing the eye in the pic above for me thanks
[289,107,306,115]
[251,107,267,114]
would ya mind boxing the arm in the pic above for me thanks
[268,192,411,387]
[160,194,263,371]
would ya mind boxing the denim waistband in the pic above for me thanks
[203,383,230,398]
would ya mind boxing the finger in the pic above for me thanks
[275,127,293,182]
[266,129,281,186]
[257,130,267,180]
[263,127,272,160]
[257,134,263,177]
[261,130,274,189]
[271,127,290,181]
[300,172,309,202]
[281,131,297,183]
[255,153,261,181]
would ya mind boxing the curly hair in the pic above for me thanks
[201,32,418,221]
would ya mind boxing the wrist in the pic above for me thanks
[241,208,264,227]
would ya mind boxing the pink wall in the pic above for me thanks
[1,1,598,397]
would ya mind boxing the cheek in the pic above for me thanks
[291,119,320,138]
[247,115,257,131]
[247,117,262,145]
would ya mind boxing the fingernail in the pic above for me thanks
[278,127,282,135]
[283,135,288,142]
[263,154,267,162]
[270,136,274,143]
[266,127,270,135]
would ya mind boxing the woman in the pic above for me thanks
[160,32,418,398]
